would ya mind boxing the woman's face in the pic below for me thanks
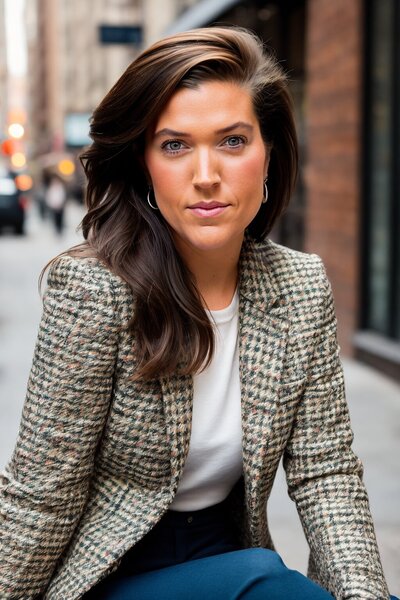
[144,80,270,258]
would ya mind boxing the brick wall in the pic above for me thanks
[304,0,363,355]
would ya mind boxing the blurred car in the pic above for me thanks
[0,174,27,235]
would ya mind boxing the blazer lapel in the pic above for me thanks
[238,238,290,504]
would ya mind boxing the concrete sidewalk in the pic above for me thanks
[268,358,400,594]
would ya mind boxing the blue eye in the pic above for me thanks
[224,136,246,148]
[162,140,185,153]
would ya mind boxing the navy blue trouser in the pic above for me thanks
[83,500,398,599]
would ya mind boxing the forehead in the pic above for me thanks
[152,81,257,132]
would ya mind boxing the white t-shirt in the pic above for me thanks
[170,290,243,511]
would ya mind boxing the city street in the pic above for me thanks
[0,202,399,594]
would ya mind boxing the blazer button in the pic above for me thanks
[187,516,193,523]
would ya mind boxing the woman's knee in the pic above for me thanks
[228,550,333,600]
[232,548,287,577]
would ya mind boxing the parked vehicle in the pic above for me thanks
[0,174,27,235]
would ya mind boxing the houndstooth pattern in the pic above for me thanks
[0,238,390,599]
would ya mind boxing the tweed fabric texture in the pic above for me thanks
[0,238,390,599]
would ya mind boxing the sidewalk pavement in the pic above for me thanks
[268,358,400,594]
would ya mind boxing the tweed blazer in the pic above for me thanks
[0,238,390,599]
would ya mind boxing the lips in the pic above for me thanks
[190,201,227,209]
[188,201,229,218]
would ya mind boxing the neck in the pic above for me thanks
[174,235,243,311]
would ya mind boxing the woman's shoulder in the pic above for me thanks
[254,238,324,273]
[45,249,132,304]
[251,238,330,301]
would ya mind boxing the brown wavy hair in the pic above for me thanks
[52,26,298,380]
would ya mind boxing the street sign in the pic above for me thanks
[99,25,142,45]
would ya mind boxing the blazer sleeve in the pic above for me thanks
[283,258,390,600]
[0,256,122,599]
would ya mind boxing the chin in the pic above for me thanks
[184,228,243,253]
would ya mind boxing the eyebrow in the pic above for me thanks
[153,121,254,139]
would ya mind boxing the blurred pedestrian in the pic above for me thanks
[34,176,48,221]
[0,26,398,600]
[44,174,67,235]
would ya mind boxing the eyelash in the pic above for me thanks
[161,135,248,155]
[224,135,247,149]
[161,140,185,154]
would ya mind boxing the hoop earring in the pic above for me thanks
[147,187,159,210]
[262,180,268,204]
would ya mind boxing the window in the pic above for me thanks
[363,0,400,341]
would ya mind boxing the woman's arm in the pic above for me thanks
[283,259,390,600]
[0,256,122,598]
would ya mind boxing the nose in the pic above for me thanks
[192,148,221,190]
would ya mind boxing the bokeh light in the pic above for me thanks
[11,152,26,168]
[8,123,25,139]
[58,159,75,176]
[15,173,33,191]
[1,139,14,155]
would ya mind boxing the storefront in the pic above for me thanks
[356,0,400,379]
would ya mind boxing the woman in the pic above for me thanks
[44,175,67,235]
[0,27,397,600]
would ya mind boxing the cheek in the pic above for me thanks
[145,155,184,192]
[232,152,266,193]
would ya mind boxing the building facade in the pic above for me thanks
[26,0,142,157]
